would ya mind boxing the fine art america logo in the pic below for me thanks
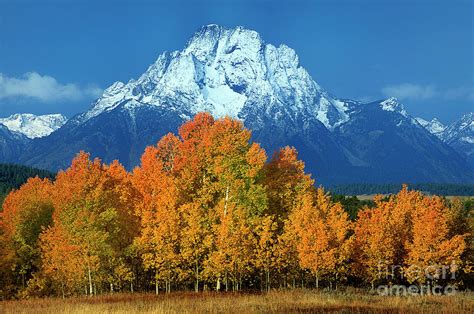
[376,261,460,296]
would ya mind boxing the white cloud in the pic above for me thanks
[0,72,102,103]
[443,86,474,101]
[381,83,474,102]
[381,83,436,101]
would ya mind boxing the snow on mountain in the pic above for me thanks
[415,117,446,138]
[440,112,474,167]
[0,113,68,139]
[379,97,423,127]
[78,24,354,130]
[442,112,474,143]
[380,97,408,116]
[334,98,473,183]
[11,25,474,183]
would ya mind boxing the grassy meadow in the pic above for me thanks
[1,289,474,313]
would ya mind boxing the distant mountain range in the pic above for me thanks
[1,25,472,184]
[441,113,474,168]
[0,113,67,139]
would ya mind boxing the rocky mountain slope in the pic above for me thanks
[0,125,30,162]
[441,113,474,168]
[0,113,67,139]
[7,25,473,184]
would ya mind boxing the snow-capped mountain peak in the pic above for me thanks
[438,112,474,168]
[0,113,67,139]
[380,97,408,117]
[5,25,472,184]
[80,24,354,130]
[415,117,446,138]
[443,112,474,143]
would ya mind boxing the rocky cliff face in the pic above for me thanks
[9,25,473,183]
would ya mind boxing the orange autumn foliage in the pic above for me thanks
[291,188,353,287]
[1,114,471,298]
[40,152,140,296]
[405,195,468,284]
[0,177,53,291]
[354,186,470,287]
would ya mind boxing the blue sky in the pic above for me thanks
[0,0,472,123]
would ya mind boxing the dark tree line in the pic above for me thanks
[0,164,56,205]
[329,183,474,196]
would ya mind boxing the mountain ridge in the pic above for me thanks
[0,113,68,139]
[3,24,473,184]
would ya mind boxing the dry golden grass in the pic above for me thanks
[1,289,473,314]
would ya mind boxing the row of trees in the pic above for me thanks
[0,113,472,299]
[0,164,55,204]
[329,183,474,197]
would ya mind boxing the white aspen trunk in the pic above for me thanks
[88,266,93,296]
[225,272,228,291]
[224,186,230,216]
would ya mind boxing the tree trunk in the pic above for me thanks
[224,186,230,216]
[316,275,319,289]
[225,272,228,291]
[88,266,93,296]
[195,261,199,292]
[266,270,270,292]
[216,278,221,291]
[131,282,134,293]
